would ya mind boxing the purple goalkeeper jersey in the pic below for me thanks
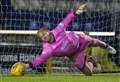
[31,11,106,68]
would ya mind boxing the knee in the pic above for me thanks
[74,60,93,76]
[75,63,93,76]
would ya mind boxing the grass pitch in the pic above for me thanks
[1,74,120,82]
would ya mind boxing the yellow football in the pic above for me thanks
[10,62,25,76]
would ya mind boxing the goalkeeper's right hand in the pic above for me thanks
[10,62,27,76]
[76,3,89,15]
[106,45,117,54]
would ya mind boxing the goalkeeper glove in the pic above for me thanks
[106,45,116,54]
[76,3,89,15]
[10,62,26,76]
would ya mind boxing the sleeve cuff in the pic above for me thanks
[73,11,78,16]
[29,62,36,70]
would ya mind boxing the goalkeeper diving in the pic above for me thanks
[11,3,116,76]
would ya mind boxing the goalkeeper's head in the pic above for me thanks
[37,28,55,43]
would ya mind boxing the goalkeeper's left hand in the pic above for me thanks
[10,62,26,76]
[106,45,117,54]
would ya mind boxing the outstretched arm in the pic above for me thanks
[61,3,88,29]
[27,46,53,69]
[10,49,52,75]
[52,4,88,35]
[29,51,50,69]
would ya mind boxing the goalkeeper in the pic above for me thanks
[11,4,116,76]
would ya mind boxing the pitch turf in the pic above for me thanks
[1,74,120,82]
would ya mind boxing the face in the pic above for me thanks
[37,30,55,43]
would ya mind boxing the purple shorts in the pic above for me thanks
[69,50,86,70]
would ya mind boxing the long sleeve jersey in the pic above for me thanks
[31,11,107,68]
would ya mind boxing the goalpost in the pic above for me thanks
[0,0,120,75]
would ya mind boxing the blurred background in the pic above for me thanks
[1,0,120,31]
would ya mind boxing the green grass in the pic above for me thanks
[1,74,120,82]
